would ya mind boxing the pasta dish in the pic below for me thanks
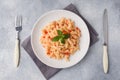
[40,18,81,61]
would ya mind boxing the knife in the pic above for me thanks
[103,9,109,73]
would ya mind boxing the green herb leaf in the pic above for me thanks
[57,30,62,35]
[52,30,70,44]
[60,38,65,44]
[52,36,61,42]
[63,34,70,39]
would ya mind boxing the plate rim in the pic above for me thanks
[31,9,90,68]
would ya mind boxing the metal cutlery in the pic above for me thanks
[103,9,109,73]
[14,15,22,67]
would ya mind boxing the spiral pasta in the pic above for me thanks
[40,18,81,61]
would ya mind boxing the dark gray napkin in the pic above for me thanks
[22,4,98,80]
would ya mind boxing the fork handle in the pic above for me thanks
[14,39,20,67]
[103,45,108,73]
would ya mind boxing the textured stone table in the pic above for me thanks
[0,0,120,80]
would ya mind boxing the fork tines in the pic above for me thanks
[15,15,22,31]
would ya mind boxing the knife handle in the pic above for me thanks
[103,45,108,73]
[14,39,20,67]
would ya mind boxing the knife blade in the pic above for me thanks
[103,9,108,45]
[103,9,109,73]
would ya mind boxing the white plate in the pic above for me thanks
[31,10,90,68]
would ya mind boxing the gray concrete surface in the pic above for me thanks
[0,0,120,80]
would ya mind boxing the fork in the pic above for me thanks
[14,15,22,67]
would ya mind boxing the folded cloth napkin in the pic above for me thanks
[22,4,98,80]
